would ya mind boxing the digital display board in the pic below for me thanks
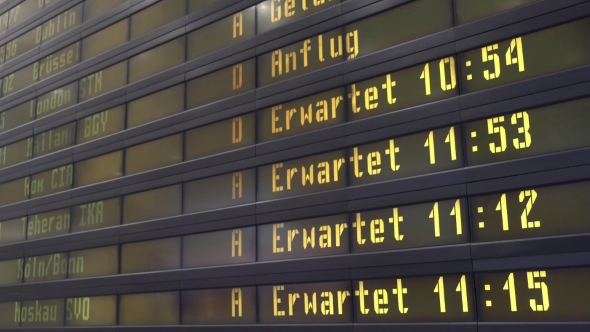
[258,281,353,323]
[477,267,590,321]
[0,0,586,328]
[354,274,475,322]
[182,287,257,324]
[465,97,590,166]
[459,17,590,93]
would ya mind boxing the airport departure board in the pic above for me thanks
[0,0,588,329]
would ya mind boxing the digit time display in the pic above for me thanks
[465,97,590,166]
[471,180,590,242]
[477,268,590,321]
[459,17,590,93]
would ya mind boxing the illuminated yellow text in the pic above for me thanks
[271,93,344,134]
[272,222,348,253]
[270,0,334,23]
[270,30,359,78]
[273,285,350,316]
[271,156,345,192]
